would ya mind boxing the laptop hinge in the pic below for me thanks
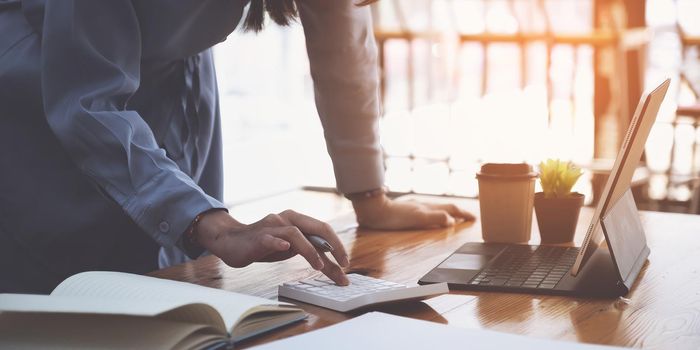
[568,245,627,297]
[619,245,649,293]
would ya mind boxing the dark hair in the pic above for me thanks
[243,0,378,32]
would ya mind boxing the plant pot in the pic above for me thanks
[534,192,584,244]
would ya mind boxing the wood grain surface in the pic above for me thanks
[150,191,700,349]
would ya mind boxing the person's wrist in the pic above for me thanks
[351,193,390,227]
[194,210,244,249]
[344,187,386,201]
[179,208,226,259]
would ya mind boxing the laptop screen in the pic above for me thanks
[570,79,670,276]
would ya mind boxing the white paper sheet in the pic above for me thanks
[254,312,628,350]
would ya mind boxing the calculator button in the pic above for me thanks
[278,274,448,312]
[301,279,330,287]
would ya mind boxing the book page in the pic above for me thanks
[0,294,227,334]
[0,312,224,350]
[0,293,180,316]
[231,311,308,342]
[52,271,299,331]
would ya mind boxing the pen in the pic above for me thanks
[307,235,333,252]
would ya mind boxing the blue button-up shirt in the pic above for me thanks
[0,0,384,293]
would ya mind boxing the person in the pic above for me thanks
[0,0,474,294]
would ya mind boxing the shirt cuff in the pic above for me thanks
[123,170,226,248]
[330,147,385,195]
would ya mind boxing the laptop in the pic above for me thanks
[419,79,671,297]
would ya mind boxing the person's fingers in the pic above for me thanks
[319,253,349,286]
[242,227,294,263]
[418,210,455,227]
[279,210,350,268]
[259,250,296,263]
[259,234,291,252]
[255,213,290,228]
[431,203,476,221]
[274,226,325,270]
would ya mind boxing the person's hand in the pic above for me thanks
[351,194,475,230]
[194,210,350,285]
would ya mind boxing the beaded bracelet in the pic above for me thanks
[184,212,205,244]
[184,208,228,245]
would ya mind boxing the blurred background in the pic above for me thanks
[214,0,700,214]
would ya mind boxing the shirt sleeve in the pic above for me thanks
[298,0,385,194]
[40,0,224,248]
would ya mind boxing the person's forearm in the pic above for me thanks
[298,0,385,194]
[42,1,225,247]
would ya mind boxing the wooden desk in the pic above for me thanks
[150,191,700,349]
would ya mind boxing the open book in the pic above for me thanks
[0,271,306,349]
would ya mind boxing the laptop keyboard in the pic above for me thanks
[469,245,580,289]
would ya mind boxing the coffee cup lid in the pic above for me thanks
[476,163,538,180]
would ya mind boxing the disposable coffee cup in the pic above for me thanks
[476,163,538,243]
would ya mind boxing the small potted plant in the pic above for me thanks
[534,159,584,244]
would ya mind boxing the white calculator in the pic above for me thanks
[278,274,449,312]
